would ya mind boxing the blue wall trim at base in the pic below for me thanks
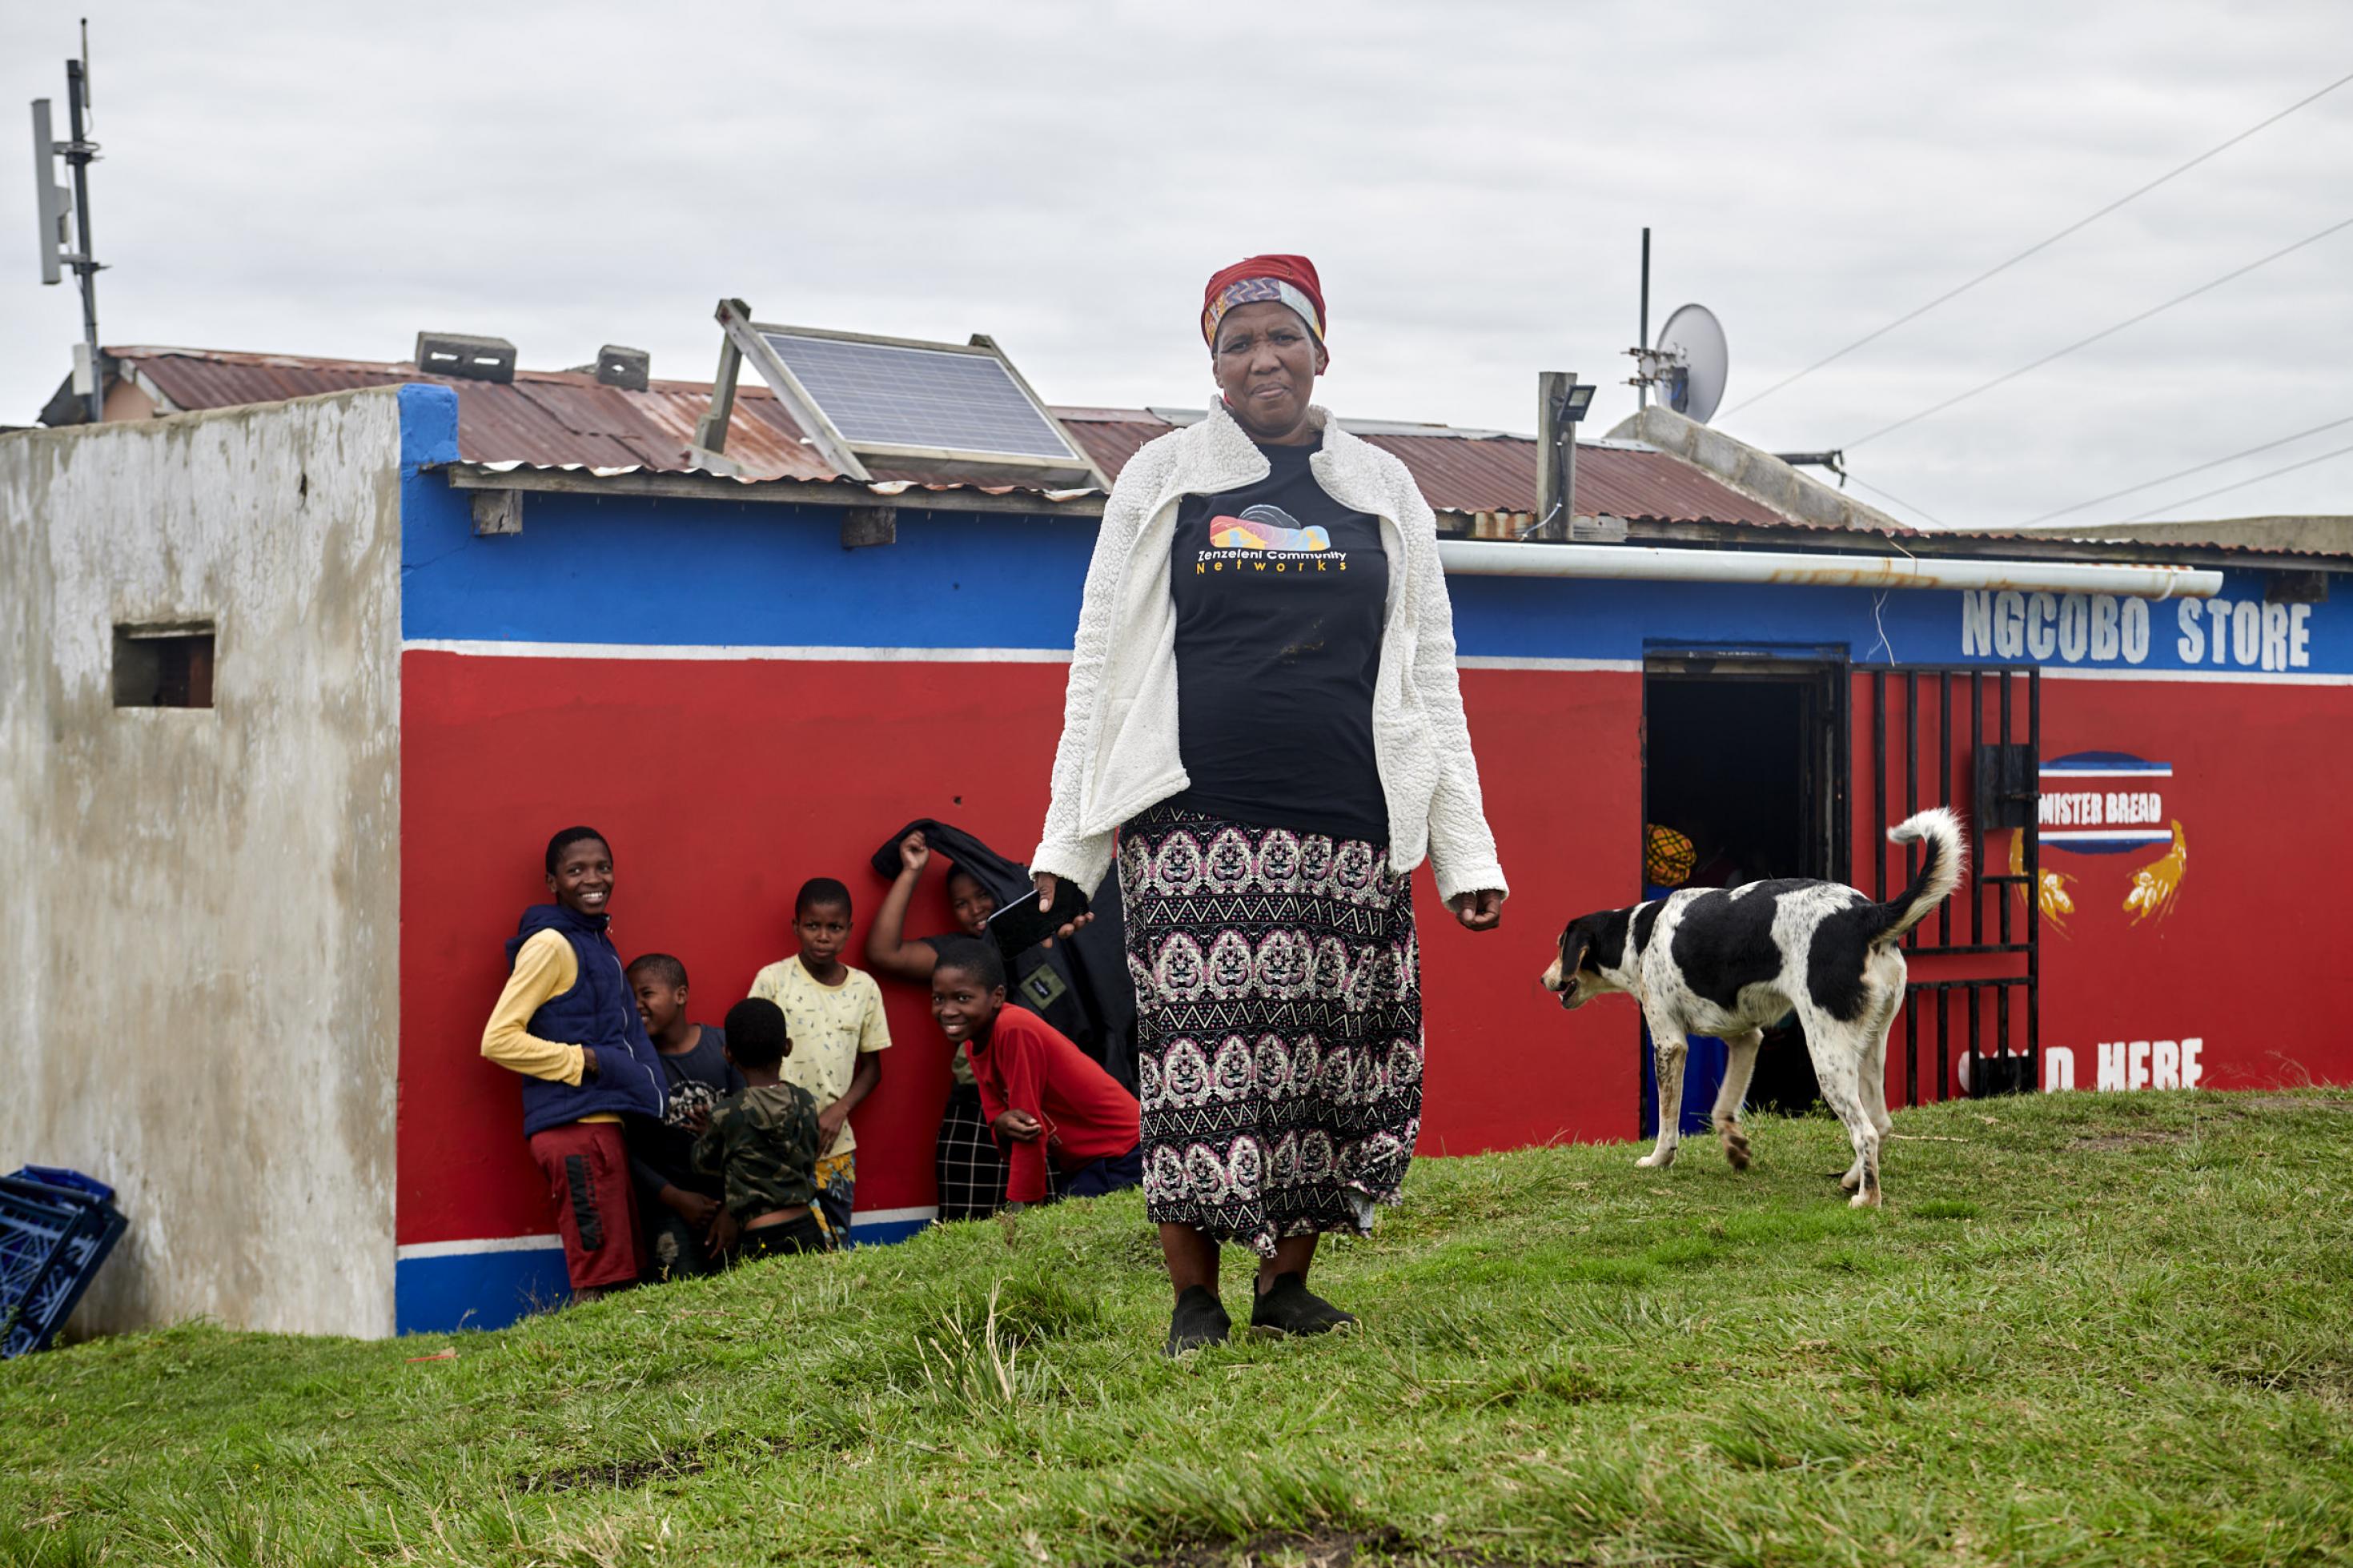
[394,1217,937,1333]
[395,1248,574,1335]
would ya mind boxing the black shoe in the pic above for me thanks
[1164,1286,1231,1356]
[1250,1272,1357,1336]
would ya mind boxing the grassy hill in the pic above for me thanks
[5,1089,2351,1567]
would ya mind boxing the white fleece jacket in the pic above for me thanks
[1030,401,1509,904]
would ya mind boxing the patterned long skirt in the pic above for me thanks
[1118,804,1423,1257]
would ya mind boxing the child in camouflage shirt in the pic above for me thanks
[693,998,829,1259]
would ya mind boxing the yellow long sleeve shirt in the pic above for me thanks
[480,928,620,1124]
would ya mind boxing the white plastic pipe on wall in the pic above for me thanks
[1436,538,2224,600]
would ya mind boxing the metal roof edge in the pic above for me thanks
[442,460,1106,516]
[443,463,2338,567]
[1141,405,1536,441]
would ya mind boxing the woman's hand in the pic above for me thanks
[899,831,931,877]
[1031,872,1095,944]
[1448,889,1505,932]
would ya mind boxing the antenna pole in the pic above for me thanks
[64,40,101,425]
[1637,227,1651,415]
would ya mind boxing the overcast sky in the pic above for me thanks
[5,2,2349,529]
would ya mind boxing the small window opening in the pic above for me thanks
[113,623,215,708]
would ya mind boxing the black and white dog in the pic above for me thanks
[1540,808,1966,1207]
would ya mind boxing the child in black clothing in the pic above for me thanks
[625,953,745,1280]
[693,998,829,1259]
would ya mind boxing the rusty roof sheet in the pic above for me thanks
[1050,406,1813,530]
[94,347,1882,535]
[116,347,841,481]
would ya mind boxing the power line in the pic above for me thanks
[2125,440,2353,520]
[1845,214,2353,450]
[2014,413,2353,528]
[1723,65,2353,419]
[1846,474,1950,529]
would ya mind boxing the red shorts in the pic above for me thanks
[528,1120,643,1291]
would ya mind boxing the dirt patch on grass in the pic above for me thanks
[1134,1528,1579,1567]
[1138,1527,1407,1567]
[516,1449,705,1494]
[2070,1129,2188,1150]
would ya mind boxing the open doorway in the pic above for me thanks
[1640,655,1848,1133]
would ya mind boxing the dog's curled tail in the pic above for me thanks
[1874,807,1968,946]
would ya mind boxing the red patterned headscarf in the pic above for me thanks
[1202,254,1327,351]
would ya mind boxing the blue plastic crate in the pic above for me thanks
[14,1165,114,1204]
[1,1169,127,1357]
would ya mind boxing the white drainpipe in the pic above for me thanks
[1436,538,2224,600]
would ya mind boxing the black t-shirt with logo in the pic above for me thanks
[1167,436,1391,845]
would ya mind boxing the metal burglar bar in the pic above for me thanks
[1869,664,2041,1105]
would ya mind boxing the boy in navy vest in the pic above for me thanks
[480,826,668,1300]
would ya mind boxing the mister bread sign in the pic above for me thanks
[2018,752,2189,934]
[2038,752,2172,853]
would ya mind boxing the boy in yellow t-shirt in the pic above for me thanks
[746,877,889,1245]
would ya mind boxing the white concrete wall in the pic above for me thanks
[0,390,404,1337]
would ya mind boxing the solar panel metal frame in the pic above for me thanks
[723,314,1106,491]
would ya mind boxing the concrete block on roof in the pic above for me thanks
[1691,423,1747,483]
[1607,403,1909,535]
[595,345,650,393]
[1790,474,1851,529]
[414,332,516,384]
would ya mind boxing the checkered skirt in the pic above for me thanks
[1119,804,1423,1257]
[934,1084,1010,1222]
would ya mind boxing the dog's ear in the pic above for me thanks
[1560,928,1592,977]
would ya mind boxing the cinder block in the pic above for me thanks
[415,332,516,385]
[595,346,650,393]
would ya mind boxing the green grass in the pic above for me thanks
[6,1089,2353,1566]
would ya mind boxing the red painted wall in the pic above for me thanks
[400,651,2353,1247]
[1848,673,2353,1105]
[399,652,1070,1245]
[1425,668,1644,1153]
[396,654,1643,1246]
[2036,677,2353,1091]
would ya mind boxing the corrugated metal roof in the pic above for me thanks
[118,348,843,482]
[1054,407,1812,530]
[108,345,1814,529]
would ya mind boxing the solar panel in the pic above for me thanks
[758,331,1083,463]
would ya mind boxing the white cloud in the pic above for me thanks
[5,0,2350,527]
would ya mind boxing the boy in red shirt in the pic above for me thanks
[929,938,1139,1207]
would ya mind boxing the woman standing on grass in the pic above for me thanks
[1030,255,1508,1353]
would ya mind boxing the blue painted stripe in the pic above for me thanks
[391,395,2353,676]
[396,1246,572,1334]
[392,1217,935,1333]
[400,481,1094,651]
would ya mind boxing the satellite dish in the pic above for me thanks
[1650,303,1729,425]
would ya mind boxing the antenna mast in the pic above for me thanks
[1636,227,1651,414]
[30,21,105,424]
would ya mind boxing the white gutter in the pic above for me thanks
[1436,539,2223,600]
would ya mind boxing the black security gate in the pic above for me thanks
[1866,664,2042,1104]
